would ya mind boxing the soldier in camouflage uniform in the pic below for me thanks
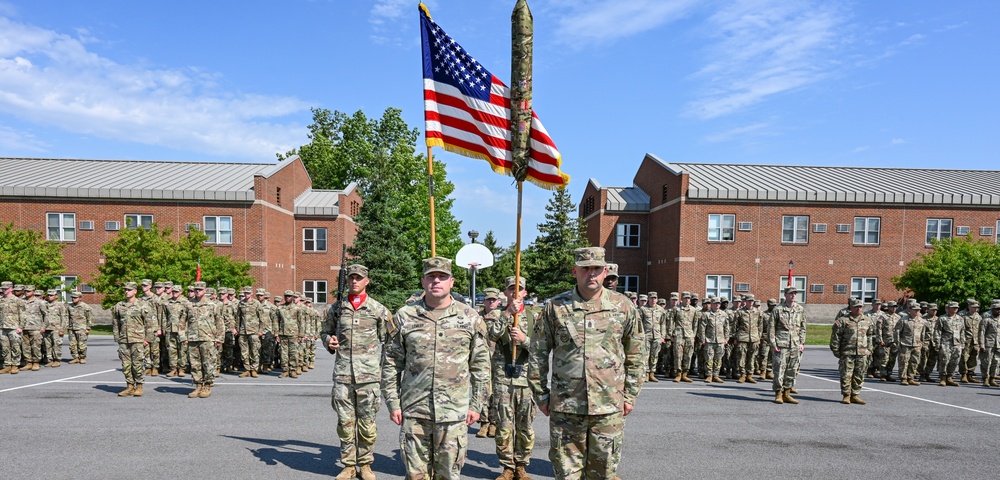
[0,281,26,374]
[672,292,698,383]
[656,296,674,376]
[488,276,536,480]
[163,285,188,376]
[305,298,321,371]
[960,300,982,383]
[528,247,644,480]
[733,294,763,383]
[978,300,1000,387]
[276,291,303,378]
[769,287,807,404]
[830,298,874,404]
[322,264,390,480]
[236,287,265,378]
[184,282,224,398]
[20,286,47,371]
[42,289,68,366]
[382,257,491,480]
[140,279,164,376]
[699,296,730,383]
[877,301,901,381]
[112,282,153,396]
[640,292,662,383]
[603,263,618,291]
[756,298,777,379]
[935,301,965,386]
[477,288,502,439]
[66,292,93,364]
[918,303,939,382]
[219,288,239,374]
[865,299,886,378]
[259,292,278,374]
[894,303,930,386]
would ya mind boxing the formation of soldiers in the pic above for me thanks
[1,281,92,374]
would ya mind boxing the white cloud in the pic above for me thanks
[702,122,772,143]
[0,16,309,161]
[551,0,699,46]
[890,138,905,145]
[0,124,48,151]
[685,0,848,119]
[370,0,419,45]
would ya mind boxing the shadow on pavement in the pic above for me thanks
[154,385,194,396]
[687,391,774,402]
[225,435,334,476]
[93,384,124,395]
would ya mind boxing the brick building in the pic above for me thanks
[0,156,360,307]
[581,153,1000,318]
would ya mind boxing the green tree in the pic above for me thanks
[92,226,254,308]
[473,231,515,292]
[893,237,1000,306]
[0,223,66,289]
[523,188,589,299]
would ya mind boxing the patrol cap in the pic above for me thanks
[753,300,761,306]
[265,292,271,298]
[25,284,35,291]
[70,291,82,298]
[638,294,648,301]
[574,247,606,267]
[346,264,369,278]
[483,288,501,300]
[744,294,755,301]
[13,284,24,290]
[34,289,44,296]
[294,291,302,298]
[153,281,164,288]
[188,285,195,292]
[648,291,658,298]
[229,288,238,295]
[284,290,295,296]
[918,301,928,308]
[256,288,267,296]
[927,302,938,309]
[907,302,920,310]
[171,285,182,292]
[849,298,863,307]
[192,281,207,290]
[968,300,980,308]
[711,296,722,304]
[422,256,452,276]
[273,296,281,301]
[241,286,252,294]
[164,281,174,288]
[784,286,799,294]
[991,300,1000,309]
[657,299,666,305]
[0,281,11,289]
[625,291,637,299]
[504,276,526,290]
[886,301,897,307]
[681,291,692,299]
[670,292,679,299]
[691,293,700,300]
[123,282,138,291]
[46,289,58,296]
[605,263,619,278]
[946,301,960,308]
[141,279,152,287]
[206,287,216,295]
[767,298,777,306]
[872,298,883,304]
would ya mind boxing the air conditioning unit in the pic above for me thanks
[980,227,995,237]
[810,284,824,293]
[80,284,96,293]
[737,222,752,231]
[105,221,121,231]
[812,223,828,233]
[186,223,201,232]
[836,224,851,233]
[735,283,750,292]
[79,220,94,231]
[956,226,971,236]
[833,284,848,294]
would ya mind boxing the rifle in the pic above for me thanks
[325,244,348,355]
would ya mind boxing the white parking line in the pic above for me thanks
[799,372,1000,418]
[640,385,838,392]
[59,380,333,387]
[0,369,116,393]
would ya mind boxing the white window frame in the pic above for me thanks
[853,217,881,245]
[46,213,76,241]
[203,216,233,245]
[782,216,809,244]
[56,275,78,302]
[706,274,734,301]
[303,280,328,304]
[615,223,640,248]
[618,275,639,294]
[850,277,878,304]
[708,214,735,242]
[303,228,328,252]
[925,218,952,245]
[779,276,808,303]
[997,220,1000,244]
[125,214,154,230]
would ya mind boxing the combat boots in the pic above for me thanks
[850,395,866,405]
[250,370,258,378]
[199,384,212,398]
[476,424,489,438]
[176,368,185,377]
[165,369,177,377]
[939,376,947,386]
[989,378,999,387]
[673,374,682,382]
[289,370,299,378]
[946,376,959,387]
[80,359,86,364]
[712,376,724,383]
[309,361,316,369]
[515,464,531,480]
[765,372,774,379]
[358,464,376,480]
[150,368,158,376]
[278,372,290,378]
[69,358,79,364]
[496,467,515,480]
[9,365,18,374]
[647,372,659,382]
[334,466,356,480]
[118,383,135,397]
[782,389,799,404]
[133,384,144,397]
[239,370,251,378]
[188,385,203,398]
[746,375,758,384]
[31,362,40,371]
[681,372,694,383]
[773,391,784,404]
[841,395,851,404]
[0,366,10,374]
[145,368,152,375]
[487,423,497,438]
[738,374,746,383]
[909,378,921,386]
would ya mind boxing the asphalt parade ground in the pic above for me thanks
[2,338,998,479]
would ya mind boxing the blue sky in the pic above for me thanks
[1,1,997,249]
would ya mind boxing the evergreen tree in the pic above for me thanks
[523,188,589,299]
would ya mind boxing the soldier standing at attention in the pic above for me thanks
[488,276,536,480]
[322,264,390,480]
[960,300,982,383]
[769,286,807,404]
[699,296,730,383]
[865,299,886,378]
[66,291,92,364]
[0,281,26,374]
[919,303,940,382]
[258,292,277,374]
[276,291,303,378]
[382,257,490,480]
[528,247,644,480]
[935,301,965,387]
[733,294,763,384]
[877,301,901,381]
[21,286,48,371]
[112,282,153,396]
[894,303,929,386]
[184,281,224,398]
[477,288,502,439]
[978,300,1000,387]
[672,292,698,383]
[830,298,874,404]
[42,289,68,366]
[139,279,163,376]
[656,297,672,376]
[163,285,188,377]
[639,292,660,383]
[237,287,265,378]
[757,299,777,380]
[603,263,619,291]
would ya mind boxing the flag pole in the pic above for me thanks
[508,0,532,366]
[427,145,436,257]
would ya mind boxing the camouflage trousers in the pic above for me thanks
[721,343,734,375]
[1,328,22,366]
[756,338,771,373]
[549,410,624,480]
[695,341,707,377]
[479,373,493,426]
[42,330,62,362]
[260,333,276,370]
[937,344,963,377]
[145,334,161,371]
[919,344,937,378]
[673,338,694,376]
[332,381,381,467]
[703,343,725,377]
[21,329,42,362]
[838,354,867,395]
[400,417,467,480]
[239,334,262,372]
[961,342,979,376]
[118,342,145,385]
[279,336,299,370]
[897,346,921,380]
[68,329,89,360]
[657,340,673,374]
[188,341,218,385]
[494,384,535,470]
[304,337,316,364]
[221,331,236,371]
[980,346,999,379]
[736,341,759,375]
[646,338,660,373]
[166,332,185,370]
[878,343,898,377]
[771,346,801,391]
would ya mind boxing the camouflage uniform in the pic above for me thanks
[0,285,26,371]
[672,296,699,381]
[978,304,1000,385]
[657,296,677,375]
[935,308,965,384]
[865,303,887,377]
[43,293,69,364]
[878,311,902,379]
[894,310,930,384]
[21,291,48,367]
[185,288,225,395]
[66,294,93,362]
[698,303,731,381]
[237,290,265,375]
[487,302,536,473]
[829,301,874,401]
[382,271,490,480]
[112,291,153,391]
[141,286,164,374]
[321,276,390,471]
[639,293,662,381]
[260,296,278,373]
[768,294,807,395]
[528,261,644,480]
[918,305,939,381]
[220,293,238,373]
[276,294,303,376]
[163,287,188,375]
[733,298,763,381]
[757,300,777,377]
[960,303,982,381]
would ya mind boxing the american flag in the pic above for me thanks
[419,5,569,190]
